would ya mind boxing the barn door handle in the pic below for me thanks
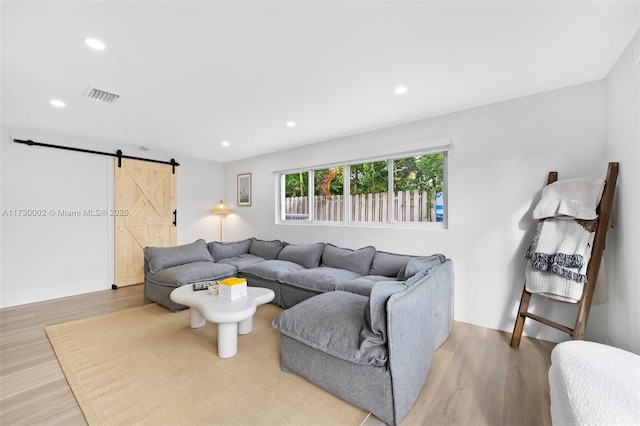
[173,209,177,226]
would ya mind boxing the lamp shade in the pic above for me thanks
[212,200,230,214]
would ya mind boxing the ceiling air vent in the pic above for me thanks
[84,86,120,103]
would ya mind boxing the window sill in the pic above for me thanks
[276,220,447,230]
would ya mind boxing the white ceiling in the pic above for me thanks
[2,1,639,163]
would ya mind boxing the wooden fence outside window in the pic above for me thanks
[284,190,440,222]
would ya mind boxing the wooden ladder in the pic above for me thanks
[510,162,619,347]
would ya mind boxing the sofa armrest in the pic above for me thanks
[386,259,454,423]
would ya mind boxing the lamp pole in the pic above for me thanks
[212,200,230,242]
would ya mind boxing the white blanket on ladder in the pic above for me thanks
[524,177,607,303]
[533,177,604,220]
[525,258,607,304]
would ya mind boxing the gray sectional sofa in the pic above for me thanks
[144,237,428,312]
[143,237,455,425]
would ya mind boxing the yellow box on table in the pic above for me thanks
[218,277,248,300]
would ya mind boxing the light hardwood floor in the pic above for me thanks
[0,285,556,426]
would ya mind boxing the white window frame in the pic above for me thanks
[275,146,448,229]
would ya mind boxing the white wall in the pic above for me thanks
[0,125,224,307]
[222,81,608,344]
[591,30,640,354]
[177,155,225,245]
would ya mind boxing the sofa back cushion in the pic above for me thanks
[277,243,325,269]
[369,251,413,277]
[321,244,376,276]
[249,238,284,260]
[401,254,446,280]
[208,239,251,261]
[144,239,212,274]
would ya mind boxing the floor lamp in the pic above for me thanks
[212,200,230,242]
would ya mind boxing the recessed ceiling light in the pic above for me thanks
[394,86,407,95]
[50,99,66,108]
[85,38,106,51]
[286,121,296,128]
[221,141,230,147]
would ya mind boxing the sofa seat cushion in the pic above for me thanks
[272,291,388,366]
[240,259,306,281]
[321,244,376,276]
[216,253,266,269]
[144,239,212,274]
[338,275,397,296]
[146,261,236,287]
[279,267,362,293]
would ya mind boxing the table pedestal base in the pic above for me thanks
[189,310,254,358]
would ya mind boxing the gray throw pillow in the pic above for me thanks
[405,270,428,287]
[364,281,406,341]
[249,238,284,260]
[277,243,325,269]
[144,239,212,274]
[321,244,376,276]
[403,254,446,279]
[208,239,251,261]
[397,265,408,281]
[369,251,413,277]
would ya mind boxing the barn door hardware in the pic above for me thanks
[14,138,180,172]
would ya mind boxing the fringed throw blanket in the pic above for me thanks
[525,219,596,283]
[524,177,607,303]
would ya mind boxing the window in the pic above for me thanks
[282,171,309,221]
[314,167,344,222]
[350,160,388,223]
[393,153,444,223]
[278,150,446,226]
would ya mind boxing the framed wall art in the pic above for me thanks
[237,173,252,206]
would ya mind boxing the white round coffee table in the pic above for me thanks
[170,285,275,358]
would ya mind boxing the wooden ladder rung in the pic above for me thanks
[522,313,574,336]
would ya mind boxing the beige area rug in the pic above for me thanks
[46,303,369,426]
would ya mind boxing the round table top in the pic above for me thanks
[170,284,275,323]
